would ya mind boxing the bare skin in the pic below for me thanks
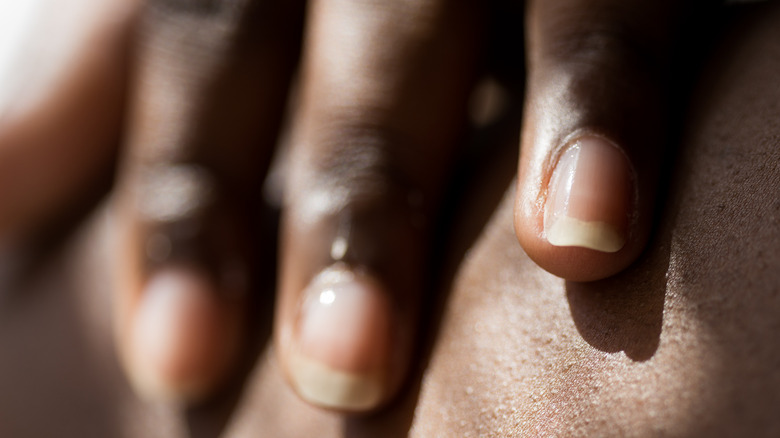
[0,0,134,243]
[1,0,750,410]
[0,1,778,436]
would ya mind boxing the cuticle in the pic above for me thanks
[540,129,640,243]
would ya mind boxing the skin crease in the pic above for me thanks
[0,2,776,437]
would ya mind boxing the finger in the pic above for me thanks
[115,0,302,402]
[514,0,693,281]
[0,0,136,243]
[276,0,483,411]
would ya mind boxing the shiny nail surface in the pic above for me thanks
[545,136,634,253]
[289,265,391,411]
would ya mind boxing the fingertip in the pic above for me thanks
[282,265,397,412]
[126,267,242,403]
[513,231,642,282]
[514,135,648,282]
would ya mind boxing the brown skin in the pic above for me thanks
[0,0,135,242]
[0,0,735,411]
[0,1,778,436]
[514,0,683,281]
[276,0,482,408]
[115,0,303,401]
[2,0,707,409]
[112,0,699,407]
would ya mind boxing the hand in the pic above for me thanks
[0,0,723,413]
[114,0,482,410]
[2,3,778,435]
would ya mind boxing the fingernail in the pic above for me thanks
[545,136,634,253]
[289,266,392,411]
[129,268,237,402]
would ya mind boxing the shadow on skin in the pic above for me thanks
[344,50,525,437]
[564,240,668,362]
[343,108,522,437]
[183,201,280,438]
[666,3,780,432]
[0,212,122,437]
[342,5,529,433]
[562,4,730,364]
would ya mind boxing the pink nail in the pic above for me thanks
[545,136,634,253]
[129,268,237,402]
[288,266,392,411]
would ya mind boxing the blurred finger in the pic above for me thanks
[276,0,483,411]
[115,0,303,402]
[0,0,137,242]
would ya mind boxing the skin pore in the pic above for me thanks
[0,1,778,437]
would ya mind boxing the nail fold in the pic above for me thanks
[544,136,633,253]
[289,265,391,411]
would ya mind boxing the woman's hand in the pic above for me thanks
[0,0,718,413]
[114,0,483,410]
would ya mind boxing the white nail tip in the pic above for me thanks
[546,216,625,253]
[128,270,215,403]
[289,353,383,411]
[129,362,206,404]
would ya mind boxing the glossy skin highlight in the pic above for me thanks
[0,2,777,436]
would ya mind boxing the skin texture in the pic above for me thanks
[0,0,747,410]
[0,1,778,437]
[514,0,683,281]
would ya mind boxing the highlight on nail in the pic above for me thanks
[287,265,392,411]
[544,135,634,253]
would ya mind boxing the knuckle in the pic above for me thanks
[307,120,418,202]
[289,120,428,271]
[139,0,300,84]
[135,163,218,226]
[131,163,250,287]
[539,19,667,81]
[141,0,264,55]
[290,116,427,232]
[146,0,246,17]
